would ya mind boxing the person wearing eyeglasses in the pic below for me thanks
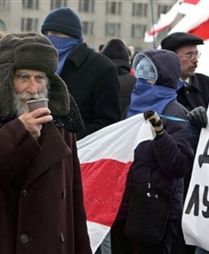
[161,32,208,151]
[161,32,209,112]
[161,32,209,254]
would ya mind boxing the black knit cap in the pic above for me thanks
[41,7,82,39]
[101,39,129,62]
[161,32,203,51]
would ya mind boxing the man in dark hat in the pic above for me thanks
[161,32,209,254]
[0,32,92,254]
[41,7,121,140]
[161,32,209,111]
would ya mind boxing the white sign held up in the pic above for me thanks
[182,121,209,251]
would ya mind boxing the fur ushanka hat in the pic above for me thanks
[0,32,70,119]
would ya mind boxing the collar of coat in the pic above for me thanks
[67,43,93,67]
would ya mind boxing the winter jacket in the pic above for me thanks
[177,73,209,111]
[60,42,121,139]
[0,119,92,254]
[117,100,193,222]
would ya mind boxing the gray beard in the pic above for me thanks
[14,90,48,116]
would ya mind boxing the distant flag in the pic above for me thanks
[144,0,209,76]
[77,114,154,253]
[168,0,209,34]
[144,0,179,43]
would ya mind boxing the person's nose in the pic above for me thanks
[192,53,200,63]
[192,57,198,65]
[26,77,39,94]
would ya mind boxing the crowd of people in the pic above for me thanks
[0,6,208,254]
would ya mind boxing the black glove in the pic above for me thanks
[187,106,208,128]
[144,111,164,135]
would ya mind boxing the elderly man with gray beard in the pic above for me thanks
[0,32,92,254]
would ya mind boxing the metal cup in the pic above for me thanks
[27,98,49,112]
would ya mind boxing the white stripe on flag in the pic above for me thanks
[87,221,110,254]
[78,114,155,163]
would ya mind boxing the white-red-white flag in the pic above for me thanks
[144,0,180,43]
[77,114,154,253]
[144,0,209,42]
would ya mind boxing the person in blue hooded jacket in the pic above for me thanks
[111,49,194,254]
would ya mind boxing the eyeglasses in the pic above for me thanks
[178,51,201,60]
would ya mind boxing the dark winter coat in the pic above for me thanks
[0,119,92,254]
[177,73,209,111]
[120,100,192,218]
[60,42,121,140]
[112,59,136,117]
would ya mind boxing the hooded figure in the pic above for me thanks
[111,49,193,254]
[0,33,91,254]
[101,39,136,116]
[127,49,187,118]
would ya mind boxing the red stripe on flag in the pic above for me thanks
[189,18,209,40]
[147,25,171,37]
[81,159,132,226]
[182,0,200,4]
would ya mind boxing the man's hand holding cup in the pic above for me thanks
[19,98,53,139]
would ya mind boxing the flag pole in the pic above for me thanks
[150,0,156,48]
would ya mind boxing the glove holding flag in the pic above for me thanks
[144,111,164,135]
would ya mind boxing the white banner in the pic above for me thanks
[182,112,209,251]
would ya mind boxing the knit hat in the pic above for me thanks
[41,7,82,39]
[101,39,129,62]
[133,53,157,82]
[0,32,70,119]
[161,32,203,51]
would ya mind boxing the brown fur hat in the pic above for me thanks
[0,32,70,119]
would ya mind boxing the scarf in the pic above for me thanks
[126,79,177,118]
[46,35,81,75]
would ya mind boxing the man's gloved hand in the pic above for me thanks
[187,106,208,128]
[144,111,164,135]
